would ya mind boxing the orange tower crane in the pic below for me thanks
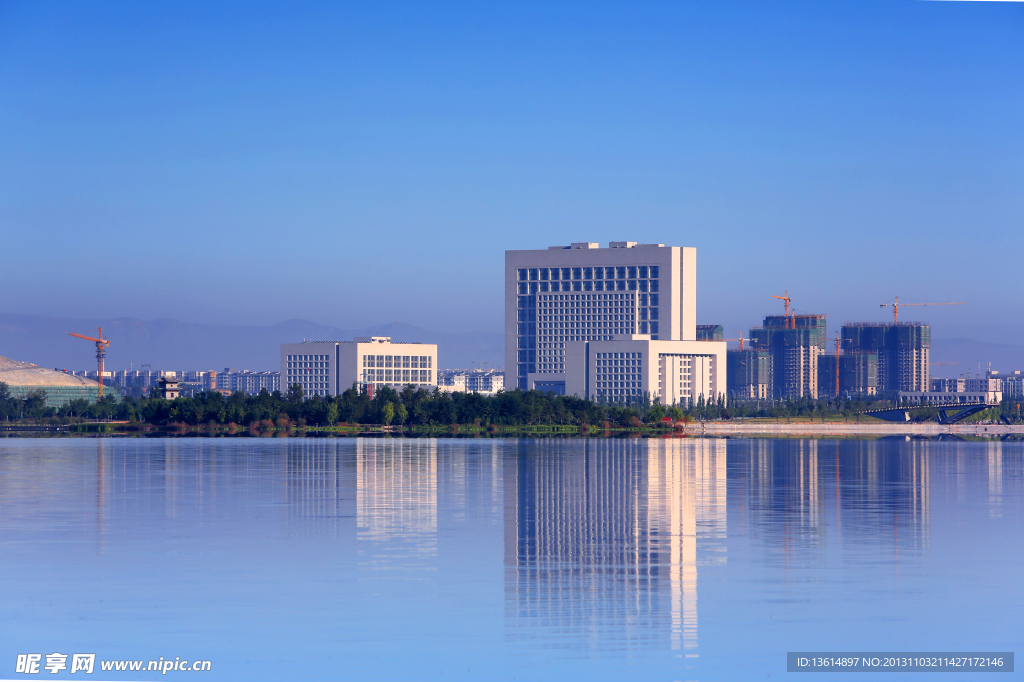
[880,297,966,324]
[721,333,746,350]
[69,328,110,401]
[772,291,793,329]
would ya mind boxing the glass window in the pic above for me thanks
[650,266,659,279]
[628,280,637,290]
[639,294,648,306]
[518,282,527,294]
[551,268,560,280]
[573,281,582,291]
[614,267,624,279]
[616,280,625,291]
[594,281,604,291]
[518,269,527,281]
[529,268,538,280]
[540,268,549,280]
[639,280,648,292]
[639,266,648,278]
[529,282,538,294]
[583,267,592,279]
[561,268,571,280]
[628,266,637,278]
[650,322,659,334]
[650,307,659,320]
[640,308,648,320]
[539,282,548,292]
[594,267,603,279]
[650,294,659,306]
[572,267,582,280]
[650,279,659,292]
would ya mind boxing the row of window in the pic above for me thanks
[287,361,329,369]
[524,293,659,306]
[362,369,433,383]
[518,279,658,294]
[596,389,642,397]
[518,266,659,281]
[363,355,432,368]
[536,309,656,321]
[286,369,327,377]
[533,321,660,336]
[596,381,641,388]
[287,354,329,361]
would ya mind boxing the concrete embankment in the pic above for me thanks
[684,421,1024,437]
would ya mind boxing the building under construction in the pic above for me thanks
[727,348,773,398]
[841,323,930,395]
[740,314,828,399]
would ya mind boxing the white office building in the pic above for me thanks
[566,336,726,406]
[281,337,437,398]
[506,241,726,404]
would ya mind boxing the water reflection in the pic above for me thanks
[1,436,1021,681]
[503,438,727,651]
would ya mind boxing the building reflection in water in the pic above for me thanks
[730,438,933,567]
[503,438,726,651]
[987,441,1003,518]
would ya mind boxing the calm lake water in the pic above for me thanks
[0,436,1020,681]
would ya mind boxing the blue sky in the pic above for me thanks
[1,1,1021,341]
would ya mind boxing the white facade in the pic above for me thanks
[437,370,505,395]
[280,336,437,398]
[505,242,697,391]
[563,335,727,406]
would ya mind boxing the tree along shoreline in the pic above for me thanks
[1,381,1016,428]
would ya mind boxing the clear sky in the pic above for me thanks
[1,1,1021,341]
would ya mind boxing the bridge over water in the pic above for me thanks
[864,402,998,425]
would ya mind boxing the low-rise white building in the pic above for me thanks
[544,334,727,406]
[281,337,437,398]
[910,375,1003,406]
[899,391,1000,406]
[994,370,1024,398]
[437,370,505,395]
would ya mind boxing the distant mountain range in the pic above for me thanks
[0,313,504,372]
[1,312,1019,379]
[929,338,1024,377]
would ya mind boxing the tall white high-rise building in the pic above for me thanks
[505,242,725,404]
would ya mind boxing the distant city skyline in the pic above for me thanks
[1,2,1021,342]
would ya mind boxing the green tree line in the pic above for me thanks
[2,381,1019,427]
